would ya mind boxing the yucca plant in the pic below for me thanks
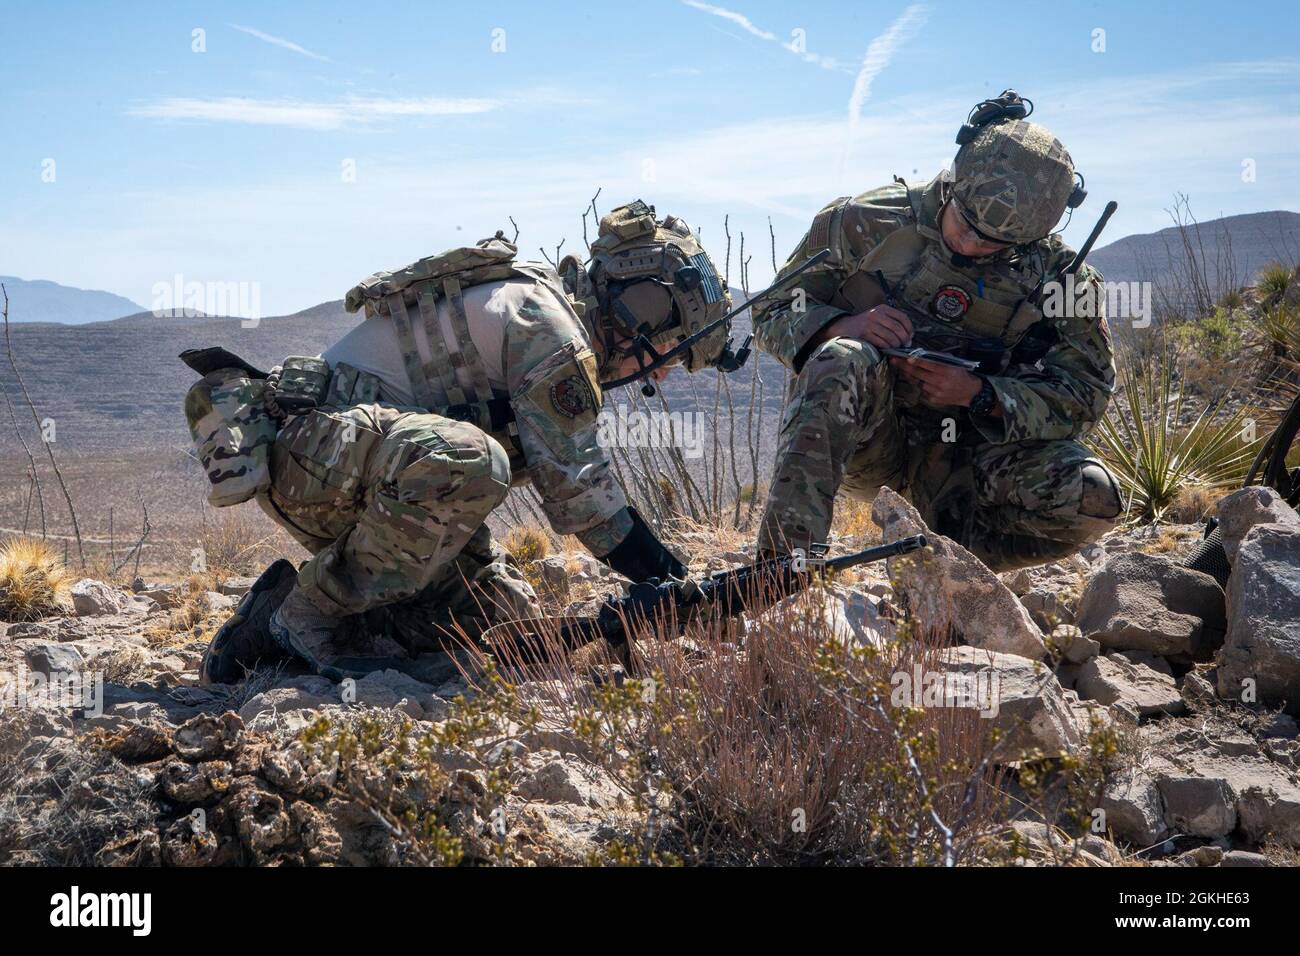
[1255,261,1295,306]
[1256,303,1300,364]
[1090,345,1260,523]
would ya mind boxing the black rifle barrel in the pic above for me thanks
[1064,200,1118,276]
[599,248,832,389]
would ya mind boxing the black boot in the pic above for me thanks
[200,559,298,684]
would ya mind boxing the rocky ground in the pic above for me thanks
[1,485,1297,867]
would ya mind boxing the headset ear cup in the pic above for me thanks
[1068,174,1088,208]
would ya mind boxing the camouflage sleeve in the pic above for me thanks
[505,280,633,556]
[753,187,911,371]
[752,198,852,371]
[976,265,1115,444]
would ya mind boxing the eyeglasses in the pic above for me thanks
[954,201,1015,248]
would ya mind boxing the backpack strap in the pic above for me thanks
[384,292,441,408]
[442,276,493,405]
[413,288,467,406]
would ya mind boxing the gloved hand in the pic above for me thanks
[597,506,687,582]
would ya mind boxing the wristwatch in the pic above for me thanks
[969,376,997,418]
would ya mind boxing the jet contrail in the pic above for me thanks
[231,24,330,62]
[847,4,929,133]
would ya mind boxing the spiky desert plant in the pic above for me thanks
[0,536,70,622]
[1090,345,1259,523]
[1257,304,1300,364]
[1255,261,1294,306]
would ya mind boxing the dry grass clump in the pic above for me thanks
[831,495,882,543]
[0,536,71,622]
[1164,484,1231,525]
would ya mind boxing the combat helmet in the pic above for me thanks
[561,200,733,385]
[950,90,1084,244]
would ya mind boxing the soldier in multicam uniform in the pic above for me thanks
[188,200,734,682]
[754,92,1122,571]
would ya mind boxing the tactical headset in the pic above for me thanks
[955,89,1088,212]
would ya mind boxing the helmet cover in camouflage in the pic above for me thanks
[952,120,1075,243]
[563,200,732,374]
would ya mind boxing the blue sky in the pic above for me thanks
[3,0,1298,317]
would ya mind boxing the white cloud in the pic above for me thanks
[230,24,330,61]
[128,95,501,130]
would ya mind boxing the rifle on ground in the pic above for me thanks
[484,535,928,654]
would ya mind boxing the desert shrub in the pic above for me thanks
[1091,344,1258,522]
[0,536,70,622]
[474,586,1017,866]
[298,690,538,866]
[0,719,157,865]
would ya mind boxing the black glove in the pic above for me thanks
[599,507,687,582]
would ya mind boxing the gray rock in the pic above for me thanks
[1062,629,1101,664]
[1180,671,1217,712]
[872,488,1045,660]
[1217,523,1300,713]
[1172,845,1224,867]
[1259,713,1299,739]
[1217,486,1300,563]
[1112,650,1174,677]
[1022,588,1075,631]
[1101,768,1168,846]
[937,646,1082,759]
[13,639,85,676]
[70,579,127,617]
[1076,655,1186,718]
[1076,552,1225,658]
[1237,781,1300,846]
[203,591,238,613]
[1221,850,1272,867]
[1158,775,1237,837]
[219,576,260,598]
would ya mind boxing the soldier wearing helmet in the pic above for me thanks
[753,91,1122,571]
[194,200,733,683]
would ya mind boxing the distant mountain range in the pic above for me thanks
[2,209,1296,453]
[1088,210,1300,287]
[0,276,145,325]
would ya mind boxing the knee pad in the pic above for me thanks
[1079,463,1122,519]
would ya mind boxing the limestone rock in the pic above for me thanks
[1216,486,1300,563]
[1157,775,1236,837]
[1216,523,1300,713]
[70,579,127,617]
[1101,768,1168,846]
[937,646,1082,759]
[872,488,1045,660]
[1076,552,1225,658]
[1076,654,1186,718]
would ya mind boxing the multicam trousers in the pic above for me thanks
[758,338,1120,571]
[260,402,538,647]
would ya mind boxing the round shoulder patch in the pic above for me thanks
[549,376,591,419]
[931,285,972,321]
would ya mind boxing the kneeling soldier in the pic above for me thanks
[754,91,1122,571]
[186,201,734,681]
